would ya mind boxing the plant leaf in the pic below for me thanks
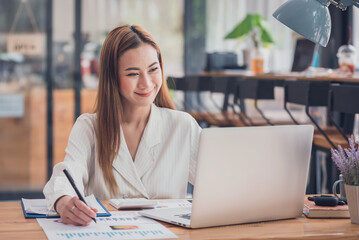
[224,14,254,39]
[224,13,275,46]
[258,18,275,44]
[260,28,275,44]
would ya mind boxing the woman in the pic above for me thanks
[43,24,201,226]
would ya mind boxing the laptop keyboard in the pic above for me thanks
[175,213,191,220]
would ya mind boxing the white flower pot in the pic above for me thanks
[345,184,359,224]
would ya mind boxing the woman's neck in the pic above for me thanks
[121,104,151,128]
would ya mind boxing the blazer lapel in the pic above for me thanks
[111,104,162,197]
[134,104,162,179]
[112,127,149,198]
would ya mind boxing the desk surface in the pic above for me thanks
[1,200,359,240]
[203,71,359,83]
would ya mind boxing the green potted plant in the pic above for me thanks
[224,14,275,74]
[332,136,359,224]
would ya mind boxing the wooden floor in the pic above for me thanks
[0,87,97,188]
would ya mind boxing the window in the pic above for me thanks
[206,0,294,73]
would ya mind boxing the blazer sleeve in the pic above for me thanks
[43,114,95,210]
[188,117,202,185]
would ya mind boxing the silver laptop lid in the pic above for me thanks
[190,125,313,228]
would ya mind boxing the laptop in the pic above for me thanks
[291,38,315,72]
[140,125,314,228]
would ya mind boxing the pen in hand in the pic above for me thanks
[63,169,97,223]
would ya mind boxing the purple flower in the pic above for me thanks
[331,135,359,185]
[332,149,345,173]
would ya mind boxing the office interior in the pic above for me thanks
[0,0,359,201]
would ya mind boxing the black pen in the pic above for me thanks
[63,169,97,223]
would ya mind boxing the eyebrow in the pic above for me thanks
[148,62,158,68]
[124,62,158,71]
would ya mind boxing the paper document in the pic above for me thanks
[37,211,177,239]
[22,194,107,216]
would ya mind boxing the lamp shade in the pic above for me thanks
[273,0,331,47]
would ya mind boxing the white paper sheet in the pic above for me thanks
[22,199,58,215]
[37,211,177,240]
[22,194,107,215]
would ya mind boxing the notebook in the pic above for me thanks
[303,198,349,218]
[21,194,111,218]
[140,125,314,228]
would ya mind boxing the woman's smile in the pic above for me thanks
[135,89,154,97]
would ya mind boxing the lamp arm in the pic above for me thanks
[341,0,359,7]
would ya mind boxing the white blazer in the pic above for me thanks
[43,104,202,210]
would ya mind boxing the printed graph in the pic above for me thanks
[38,211,177,239]
[55,230,167,239]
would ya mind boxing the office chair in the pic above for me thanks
[167,76,207,125]
[168,76,252,127]
[191,76,219,126]
[167,76,188,110]
[192,76,247,127]
[313,84,359,191]
[232,78,292,126]
[284,80,337,147]
[314,84,359,150]
[167,76,235,127]
[284,80,337,193]
[203,76,247,127]
[285,81,356,151]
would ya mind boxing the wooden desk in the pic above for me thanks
[202,71,359,83]
[1,200,359,239]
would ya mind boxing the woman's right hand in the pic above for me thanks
[55,195,98,226]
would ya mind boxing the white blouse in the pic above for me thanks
[43,104,202,210]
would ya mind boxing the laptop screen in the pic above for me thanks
[291,39,315,72]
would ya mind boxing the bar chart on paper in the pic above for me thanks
[54,229,171,239]
[37,211,177,240]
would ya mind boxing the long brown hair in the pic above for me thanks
[94,24,175,196]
